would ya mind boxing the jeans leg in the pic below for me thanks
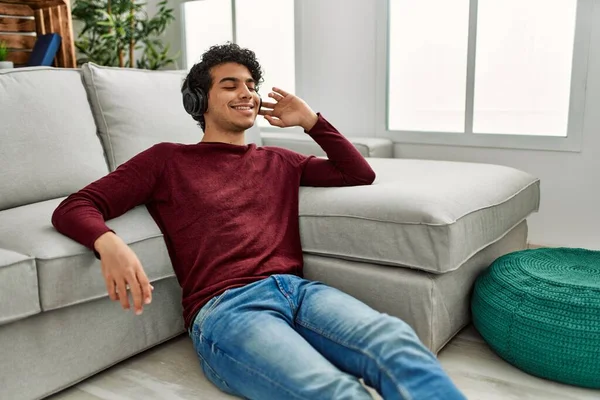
[291,278,466,400]
[189,277,373,400]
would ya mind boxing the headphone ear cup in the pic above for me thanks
[182,87,197,116]
[182,87,207,117]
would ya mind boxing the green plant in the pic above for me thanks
[71,0,179,69]
[0,41,8,62]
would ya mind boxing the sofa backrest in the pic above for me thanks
[0,67,109,211]
[0,64,265,210]
[81,63,264,171]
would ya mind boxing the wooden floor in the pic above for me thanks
[49,325,599,400]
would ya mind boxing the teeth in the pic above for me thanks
[233,106,251,110]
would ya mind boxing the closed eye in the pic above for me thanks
[223,86,256,92]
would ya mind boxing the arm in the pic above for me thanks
[299,113,376,187]
[51,143,168,315]
[51,143,167,256]
[259,87,376,187]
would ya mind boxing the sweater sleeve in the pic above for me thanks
[299,113,376,187]
[51,143,169,257]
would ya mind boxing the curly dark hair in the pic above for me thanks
[182,43,264,131]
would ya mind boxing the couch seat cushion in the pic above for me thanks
[261,132,394,158]
[81,62,264,172]
[0,198,174,311]
[0,67,109,210]
[299,158,540,273]
[0,248,40,325]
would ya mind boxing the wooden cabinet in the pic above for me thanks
[0,0,75,67]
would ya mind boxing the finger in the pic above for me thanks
[265,115,285,127]
[259,109,274,117]
[272,87,290,97]
[116,280,130,310]
[113,281,120,300]
[269,92,284,101]
[260,101,277,109]
[128,273,144,315]
[136,269,153,305]
[105,276,118,301]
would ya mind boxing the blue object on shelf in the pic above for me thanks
[27,33,62,67]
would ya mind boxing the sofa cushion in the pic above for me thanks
[261,132,394,158]
[0,67,109,211]
[0,248,40,325]
[0,198,174,311]
[298,158,540,274]
[81,63,263,171]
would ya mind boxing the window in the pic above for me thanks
[473,0,576,137]
[235,0,296,108]
[182,0,296,128]
[182,0,233,67]
[388,0,470,133]
[380,0,593,151]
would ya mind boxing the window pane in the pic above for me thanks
[388,0,470,132]
[182,0,233,68]
[235,0,295,128]
[473,0,577,136]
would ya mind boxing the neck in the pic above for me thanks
[201,125,246,146]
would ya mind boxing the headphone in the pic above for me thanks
[182,85,207,117]
[182,82,262,118]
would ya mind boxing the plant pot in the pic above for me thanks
[0,61,14,69]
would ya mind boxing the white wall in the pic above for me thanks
[162,0,600,249]
[297,0,378,136]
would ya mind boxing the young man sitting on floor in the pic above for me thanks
[52,43,466,400]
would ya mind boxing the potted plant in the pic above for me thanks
[0,40,14,69]
[71,0,179,69]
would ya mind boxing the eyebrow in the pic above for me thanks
[218,77,256,85]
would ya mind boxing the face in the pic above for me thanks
[204,62,260,133]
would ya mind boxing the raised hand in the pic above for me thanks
[258,87,319,131]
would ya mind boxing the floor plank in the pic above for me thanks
[49,325,600,400]
[437,326,599,400]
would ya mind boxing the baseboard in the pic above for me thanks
[527,243,550,249]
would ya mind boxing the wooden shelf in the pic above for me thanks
[0,0,75,67]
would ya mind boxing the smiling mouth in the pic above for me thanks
[231,105,253,110]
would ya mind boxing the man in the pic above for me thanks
[52,43,465,400]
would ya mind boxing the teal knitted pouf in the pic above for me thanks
[471,247,600,388]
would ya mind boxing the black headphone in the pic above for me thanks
[182,82,262,118]
[182,85,207,117]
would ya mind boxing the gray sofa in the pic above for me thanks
[0,64,540,400]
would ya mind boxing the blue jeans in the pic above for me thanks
[188,274,466,400]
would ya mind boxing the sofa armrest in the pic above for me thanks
[260,132,394,158]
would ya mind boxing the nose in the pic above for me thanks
[239,85,253,99]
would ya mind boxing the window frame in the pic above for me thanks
[375,0,594,152]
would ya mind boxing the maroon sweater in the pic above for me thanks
[51,114,375,328]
